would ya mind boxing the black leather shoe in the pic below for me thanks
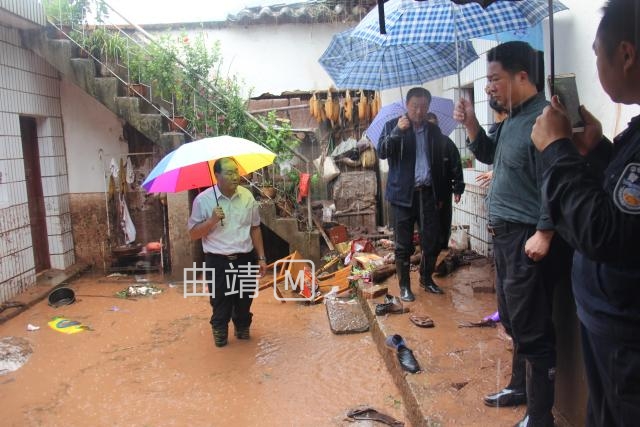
[420,278,444,294]
[397,346,420,373]
[484,388,527,407]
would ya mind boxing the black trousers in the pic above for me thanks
[393,188,440,280]
[204,252,257,330]
[581,324,640,427]
[493,224,571,377]
[439,196,453,250]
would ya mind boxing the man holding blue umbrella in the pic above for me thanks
[378,87,465,302]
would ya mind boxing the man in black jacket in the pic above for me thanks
[532,1,640,424]
[426,112,466,250]
[378,87,465,302]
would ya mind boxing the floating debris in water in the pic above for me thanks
[116,285,162,298]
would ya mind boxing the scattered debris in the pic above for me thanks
[451,381,469,391]
[458,319,497,328]
[26,324,40,331]
[116,285,162,298]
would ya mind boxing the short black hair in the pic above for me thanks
[487,41,544,90]
[598,0,640,59]
[406,87,432,104]
[213,157,235,174]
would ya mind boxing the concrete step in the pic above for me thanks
[259,201,321,265]
[94,76,119,113]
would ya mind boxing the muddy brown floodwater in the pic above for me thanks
[0,257,524,426]
[0,273,405,426]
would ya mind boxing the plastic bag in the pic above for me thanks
[313,155,340,182]
[448,225,469,250]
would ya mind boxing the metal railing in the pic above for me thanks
[44,0,314,230]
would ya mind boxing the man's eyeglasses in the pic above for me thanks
[220,170,239,177]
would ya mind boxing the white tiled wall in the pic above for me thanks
[446,40,499,257]
[0,22,74,302]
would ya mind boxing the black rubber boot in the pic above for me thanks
[514,361,555,427]
[212,327,228,347]
[396,259,414,302]
[234,326,250,340]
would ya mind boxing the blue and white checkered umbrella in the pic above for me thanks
[352,0,567,46]
[319,29,478,90]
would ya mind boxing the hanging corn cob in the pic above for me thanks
[309,92,317,119]
[331,92,340,124]
[358,89,368,122]
[343,90,353,123]
[324,90,334,123]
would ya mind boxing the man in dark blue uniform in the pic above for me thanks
[532,1,640,425]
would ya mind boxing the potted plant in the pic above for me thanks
[43,0,87,38]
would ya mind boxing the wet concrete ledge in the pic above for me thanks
[358,287,432,427]
[0,262,91,324]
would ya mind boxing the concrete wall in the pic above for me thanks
[61,80,128,193]
[0,23,73,302]
[163,22,351,98]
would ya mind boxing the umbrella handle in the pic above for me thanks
[213,187,224,227]
[210,164,224,227]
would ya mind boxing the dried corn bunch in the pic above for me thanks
[309,92,318,119]
[324,90,334,123]
[343,90,353,123]
[331,92,340,124]
[358,89,369,122]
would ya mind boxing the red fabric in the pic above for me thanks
[298,173,310,202]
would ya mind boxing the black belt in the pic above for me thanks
[487,221,533,237]
[414,184,432,192]
[206,252,251,261]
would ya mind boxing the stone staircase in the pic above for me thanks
[21,31,184,151]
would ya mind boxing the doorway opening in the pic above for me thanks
[20,116,50,272]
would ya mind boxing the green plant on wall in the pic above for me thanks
[142,34,183,105]
[44,0,87,26]
[44,0,107,27]
[263,110,299,163]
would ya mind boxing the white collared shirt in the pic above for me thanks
[187,185,261,255]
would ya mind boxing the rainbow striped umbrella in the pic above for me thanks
[142,135,276,193]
